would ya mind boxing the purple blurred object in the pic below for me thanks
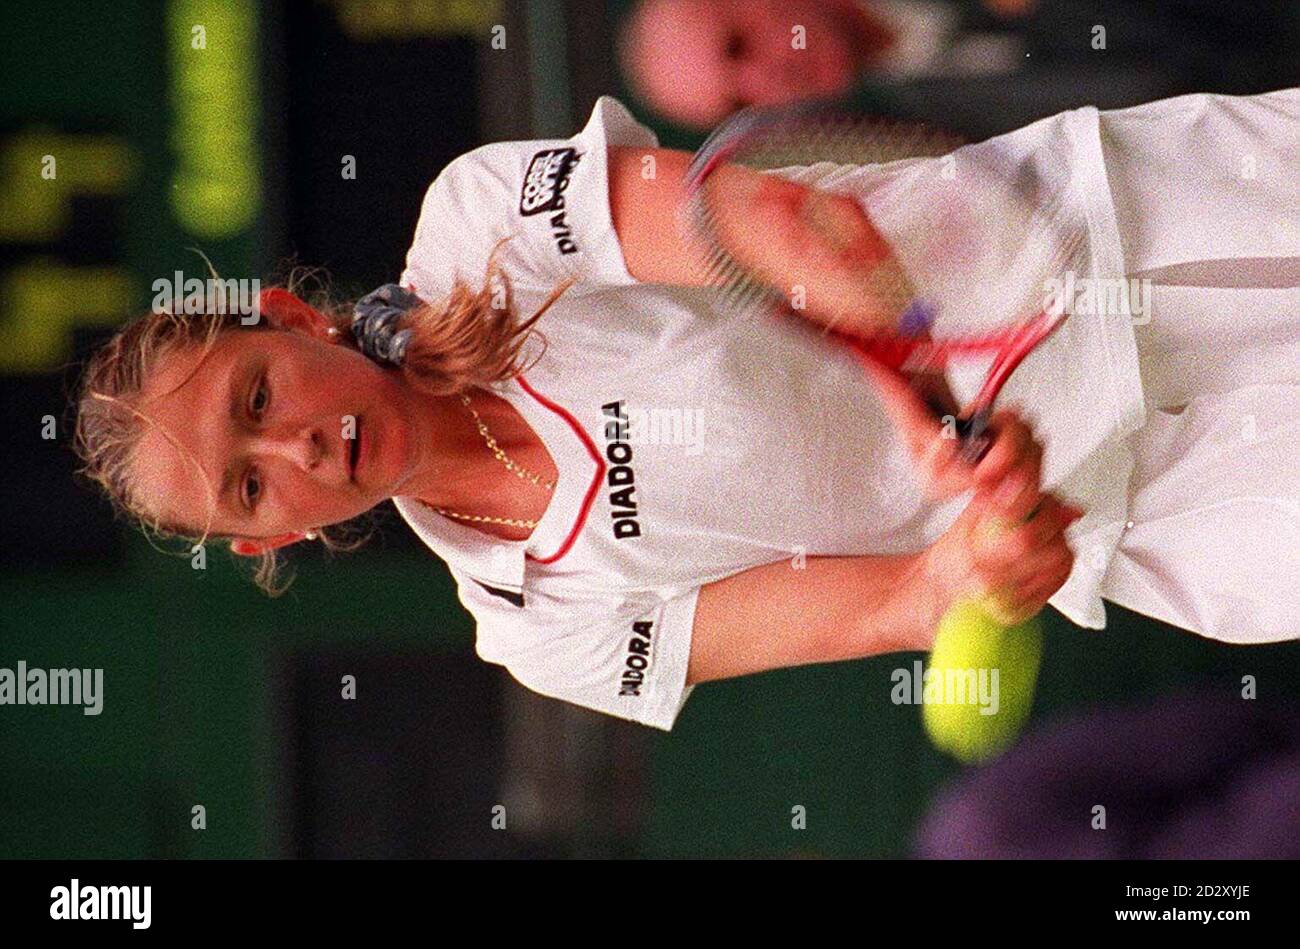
[914,692,1300,859]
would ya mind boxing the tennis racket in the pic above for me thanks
[682,101,1087,759]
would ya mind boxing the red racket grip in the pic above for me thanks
[841,308,1064,465]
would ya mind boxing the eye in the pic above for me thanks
[243,467,263,511]
[249,374,270,419]
[723,30,748,62]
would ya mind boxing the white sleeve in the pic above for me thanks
[400,95,659,300]
[454,571,699,732]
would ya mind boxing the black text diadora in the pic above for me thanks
[602,401,641,539]
[619,619,655,697]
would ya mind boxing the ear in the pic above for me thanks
[230,531,308,557]
[257,288,337,338]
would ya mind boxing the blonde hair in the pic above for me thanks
[73,245,569,595]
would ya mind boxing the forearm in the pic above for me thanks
[842,552,949,653]
[700,163,964,417]
[688,549,948,686]
[705,165,916,336]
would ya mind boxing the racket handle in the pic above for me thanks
[920,393,991,464]
[897,295,992,464]
[955,409,993,465]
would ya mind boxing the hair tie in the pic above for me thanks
[352,283,423,367]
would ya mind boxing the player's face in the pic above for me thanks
[628,0,866,128]
[128,326,420,540]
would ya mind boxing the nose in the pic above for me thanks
[250,424,324,474]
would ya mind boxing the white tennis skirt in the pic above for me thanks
[1094,88,1299,643]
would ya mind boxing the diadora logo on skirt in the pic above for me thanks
[521,148,582,255]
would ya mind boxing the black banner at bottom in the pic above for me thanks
[0,858,1287,936]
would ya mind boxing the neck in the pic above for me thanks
[395,387,552,523]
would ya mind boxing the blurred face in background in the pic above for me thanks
[622,0,894,128]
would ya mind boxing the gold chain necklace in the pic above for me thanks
[431,392,555,530]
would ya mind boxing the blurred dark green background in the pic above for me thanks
[5,539,1297,858]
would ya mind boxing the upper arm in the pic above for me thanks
[608,144,906,339]
[607,145,715,287]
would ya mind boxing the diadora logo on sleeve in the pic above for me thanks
[602,401,640,539]
[520,147,582,255]
[619,619,654,697]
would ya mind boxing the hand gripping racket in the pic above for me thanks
[682,101,1087,760]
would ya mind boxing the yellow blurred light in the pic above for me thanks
[328,0,503,40]
[167,0,261,238]
[0,132,136,242]
[0,260,134,372]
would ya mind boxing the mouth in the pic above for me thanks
[348,417,363,481]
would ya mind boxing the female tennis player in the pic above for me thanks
[74,89,1298,730]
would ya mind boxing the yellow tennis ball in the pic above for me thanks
[922,598,1044,764]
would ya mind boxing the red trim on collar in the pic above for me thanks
[515,374,607,565]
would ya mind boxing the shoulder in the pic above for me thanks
[400,97,660,299]
[409,94,658,246]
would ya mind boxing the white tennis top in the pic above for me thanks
[394,95,1145,730]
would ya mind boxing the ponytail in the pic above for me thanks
[395,239,571,397]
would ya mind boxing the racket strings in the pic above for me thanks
[688,108,1092,364]
[689,112,964,321]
